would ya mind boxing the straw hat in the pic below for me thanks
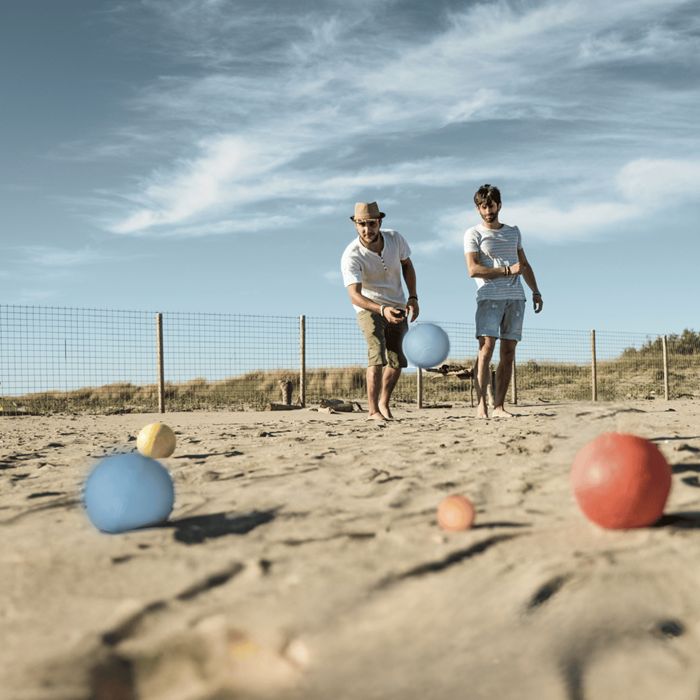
[350,201,385,222]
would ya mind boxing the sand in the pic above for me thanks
[2,399,700,699]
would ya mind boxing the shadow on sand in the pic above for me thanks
[167,508,278,544]
[656,511,700,529]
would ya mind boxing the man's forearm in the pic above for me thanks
[522,265,540,293]
[469,263,514,279]
[349,293,384,314]
[402,265,417,298]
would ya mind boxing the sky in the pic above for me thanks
[1,0,699,335]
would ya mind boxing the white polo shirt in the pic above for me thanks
[341,229,411,313]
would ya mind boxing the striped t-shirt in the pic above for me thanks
[464,223,525,301]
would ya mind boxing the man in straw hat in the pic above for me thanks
[341,201,420,422]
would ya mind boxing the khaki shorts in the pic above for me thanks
[357,310,408,368]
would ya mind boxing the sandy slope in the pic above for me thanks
[1,400,700,699]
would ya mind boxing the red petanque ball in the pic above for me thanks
[437,494,476,532]
[571,433,671,529]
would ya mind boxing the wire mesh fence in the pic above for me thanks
[0,306,157,414]
[162,313,300,411]
[1,304,698,415]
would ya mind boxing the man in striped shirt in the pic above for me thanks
[464,184,543,419]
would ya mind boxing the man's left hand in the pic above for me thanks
[533,293,543,313]
[407,299,420,322]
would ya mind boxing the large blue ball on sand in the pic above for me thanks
[403,323,450,368]
[84,453,175,533]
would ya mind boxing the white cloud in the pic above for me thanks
[108,156,486,236]
[17,246,105,268]
[149,214,298,239]
[110,135,294,233]
[81,0,699,241]
[616,158,700,205]
[481,157,700,243]
[289,16,344,63]
[320,159,481,192]
[412,209,471,256]
[578,26,687,65]
[443,90,503,125]
[413,156,700,247]
[323,269,341,283]
[502,199,638,243]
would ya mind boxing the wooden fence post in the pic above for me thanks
[662,334,669,400]
[156,312,165,413]
[417,368,423,409]
[511,358,518,405]
[299,315,306,407]
[591,329,597,402]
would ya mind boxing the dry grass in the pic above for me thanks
[1,355,698,416]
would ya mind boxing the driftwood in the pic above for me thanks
[269,378,304,410]
[266,402,303,411]
[424,364,474,379]
[424,364,476,407]
[319,398,364,413]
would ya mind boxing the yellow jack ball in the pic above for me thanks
[137,422,176,458]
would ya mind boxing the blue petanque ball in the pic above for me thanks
[403,322,450,368]
[84,453,175,534]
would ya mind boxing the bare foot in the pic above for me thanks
[367,412,386,422]
[492,406,515,418]
[378,403,394,420]
[476,404,489,419]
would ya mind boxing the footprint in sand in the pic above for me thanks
[89,618,307,699]
[524,574,570,613]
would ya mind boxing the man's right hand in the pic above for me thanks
[384,307,406,324]
[509,261,521,275]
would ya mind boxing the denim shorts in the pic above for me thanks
[357,310,408,368]
[475,299,526,341]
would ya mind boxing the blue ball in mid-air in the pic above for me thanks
[84,453,175,533]
[403,322,450,368]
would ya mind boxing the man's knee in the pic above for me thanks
[500,340,517,362]
[367,363,384,374]
[500,349,516,363]
[478,337,496,360]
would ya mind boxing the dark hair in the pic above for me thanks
[474,183,501,207]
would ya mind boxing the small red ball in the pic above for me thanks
[437,494,476,531]
[571,433,671,529]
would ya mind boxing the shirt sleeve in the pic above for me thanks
[464,227,480,254]
[341,250,363,287]
[515,226,523,250]
[397,231,412,260]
